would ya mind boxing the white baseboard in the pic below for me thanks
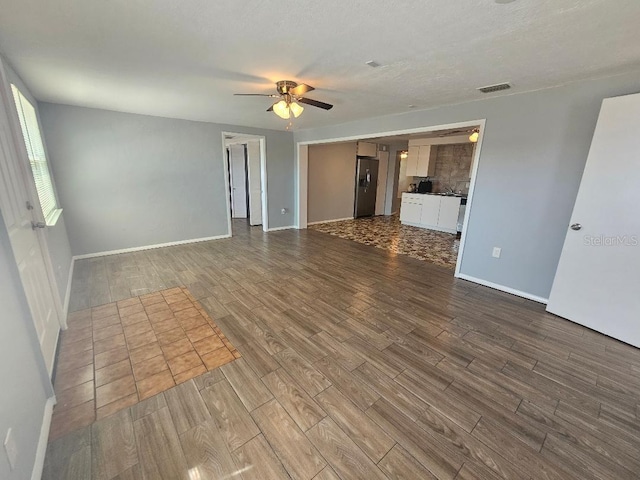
[307,217,354,226]
[73,234,231,260]
[31,396,56,480]
[455,273,549,304]
[60,257,75,329]
[267,225,296,232]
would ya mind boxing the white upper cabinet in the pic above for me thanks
[406,146,420,176]
[406,144,436,177]
[416,146,435,177]
[357,141,378,157]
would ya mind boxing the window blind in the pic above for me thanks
[11,84,58,223]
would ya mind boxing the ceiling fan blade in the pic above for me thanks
[298,97,333,110]
[267,104,274,112]
[290,83,315,96]
[234,93,278,97]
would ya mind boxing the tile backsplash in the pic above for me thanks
[420,143,474,194]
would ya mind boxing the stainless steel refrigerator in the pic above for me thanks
[354,157,379,218]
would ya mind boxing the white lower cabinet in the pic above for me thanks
[400,193,460,233]
[399,201,422,224]
[437,197,461,231]
[419,197,440,226]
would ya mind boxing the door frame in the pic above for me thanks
[375,149,389,216]
[221,132,269,233]
[294,119,486,275]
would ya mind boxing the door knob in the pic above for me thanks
[31,221,46,230]
[570,223,582,231]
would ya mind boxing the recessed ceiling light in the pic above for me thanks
[365,60,381,68]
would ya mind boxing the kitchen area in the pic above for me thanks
[306,125,480,269]
[399,132,477,237]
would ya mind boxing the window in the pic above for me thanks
[11,84,60,224]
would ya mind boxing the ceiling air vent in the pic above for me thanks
[477,82,511,94]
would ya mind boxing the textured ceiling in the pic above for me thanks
[0,0,639,131]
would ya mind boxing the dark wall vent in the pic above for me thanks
[477,83,511,93]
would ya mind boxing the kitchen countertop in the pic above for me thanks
[404,192,467,199]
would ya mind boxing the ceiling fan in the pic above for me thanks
[234,80,333,120]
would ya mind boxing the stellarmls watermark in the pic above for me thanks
[583,235,639,246]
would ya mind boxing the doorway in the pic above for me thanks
[0,70,63,376]
[222,133,268,234]
[297,120,486,274]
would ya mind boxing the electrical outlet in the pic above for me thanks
[492,247,502,258]
[4,428,17,471]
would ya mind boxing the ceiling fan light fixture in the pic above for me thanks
[236,81,332,126]
[289,101,304,118]
[273,100,290,119]
[469,129,480,143]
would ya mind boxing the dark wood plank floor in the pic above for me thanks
[45,221,640,479]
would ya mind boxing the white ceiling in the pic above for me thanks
[1,0,639,131]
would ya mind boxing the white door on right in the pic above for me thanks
[246,141,262,226]
[229,144,247,219]
[547,93,640,347]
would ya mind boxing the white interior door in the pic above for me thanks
[547,93,640,347]
[246,141,262,226]
[0,89,60,375]
[375,150,389,215]
[229,144,247,219]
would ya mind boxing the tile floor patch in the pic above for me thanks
[50,286,240,440]
[309,214,459,268]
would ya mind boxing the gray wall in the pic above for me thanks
[39,104,294,255]
[295,70,640,300]
[307,142,357,223]
[0,212,53,479]
[3,59,72,303]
